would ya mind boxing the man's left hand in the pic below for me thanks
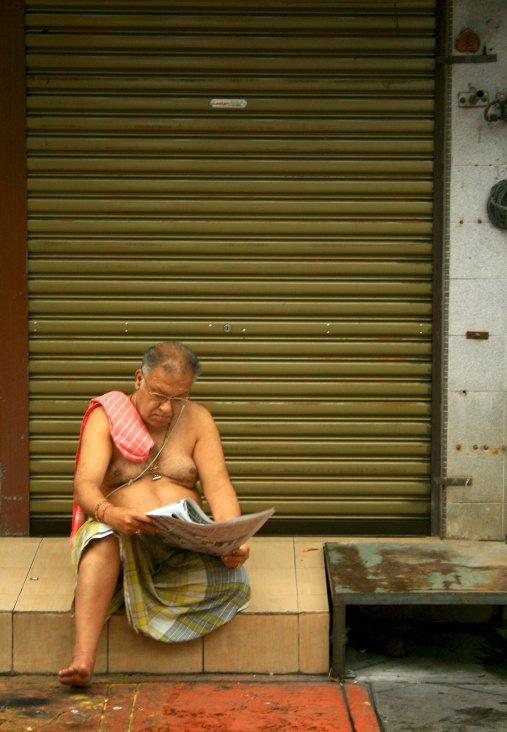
[221,544,249,569]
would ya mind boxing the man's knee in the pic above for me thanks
[80,533,121,566]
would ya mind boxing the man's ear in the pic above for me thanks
[134,369,143,390]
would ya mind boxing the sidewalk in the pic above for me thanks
[0,621,505,731]
[0,675,381,731]
[1,535,505,730]
[348,620,507,732]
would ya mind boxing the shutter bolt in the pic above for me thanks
[223,324,232,333]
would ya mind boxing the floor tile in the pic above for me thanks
[0,569,33,611]
[245,567,297,613]
[299,612,330,674]
[296,565,327,596]
[204,613,299,673]
[108,615,203,673]
[298,594,329,612]
[248,537,295,570]
[0,538,40,568]
[15,566,75,612]
[13,612,106,674]
[294,539,326,568]
[31,537,73,568]
[247,591,298,613]
[0,613,12,672]
[295,554,329,613]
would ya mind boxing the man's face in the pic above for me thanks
[134,365,194,428]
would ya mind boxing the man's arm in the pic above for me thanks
[192,404,250,566]
[74,407,158,535]
[74,407,113,516]
[192,404,241,522]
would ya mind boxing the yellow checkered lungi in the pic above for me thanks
[72,519,251,642]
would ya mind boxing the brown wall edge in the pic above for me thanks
[0,0,29,535]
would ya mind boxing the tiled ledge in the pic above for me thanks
[0,536,331,676]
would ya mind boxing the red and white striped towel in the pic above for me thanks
[70,391,154,541]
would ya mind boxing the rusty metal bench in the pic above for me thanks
[324,540,507,679]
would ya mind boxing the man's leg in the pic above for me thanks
[59,533,121,686]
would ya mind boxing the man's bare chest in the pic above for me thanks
[104,440,198,491]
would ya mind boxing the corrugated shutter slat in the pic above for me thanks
[26,0,436,530]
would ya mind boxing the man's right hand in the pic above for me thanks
[102,505,159,536]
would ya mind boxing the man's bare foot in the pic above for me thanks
[58,659,93,687]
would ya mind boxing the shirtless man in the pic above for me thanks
[59,342,250,686]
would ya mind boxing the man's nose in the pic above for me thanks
[158,399,173,415]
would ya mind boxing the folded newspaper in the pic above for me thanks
[146,498,275,556]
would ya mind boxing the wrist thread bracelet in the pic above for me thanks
[94,498,109,522]
[99,503,112,523]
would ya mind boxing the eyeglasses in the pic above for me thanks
[142,379,189,407]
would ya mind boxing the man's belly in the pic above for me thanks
[105,476,202,514]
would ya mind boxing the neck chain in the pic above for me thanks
[148,406,185,481]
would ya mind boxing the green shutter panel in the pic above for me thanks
[26,0,436,534]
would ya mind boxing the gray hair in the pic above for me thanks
[141,341,200,382]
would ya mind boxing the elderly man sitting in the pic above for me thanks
[59,341,250,686]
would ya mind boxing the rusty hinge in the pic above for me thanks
[435,477,473,487]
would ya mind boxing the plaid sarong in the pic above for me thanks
[72,519,251,642]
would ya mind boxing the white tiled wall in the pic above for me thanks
[446,0,507,539]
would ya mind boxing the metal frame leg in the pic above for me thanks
[330,600,346,679]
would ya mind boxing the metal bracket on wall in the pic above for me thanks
[435,478,473,487]
[466,331,489,340]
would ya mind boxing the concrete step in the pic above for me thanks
[0,536,330,676]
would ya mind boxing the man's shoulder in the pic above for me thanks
[83,403,110,432]
[186,399,214,421]
[84,391,132,427]
[185,400,218,430]
[93,390,129,409]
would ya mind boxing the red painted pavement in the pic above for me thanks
[344,684,382,732]
[0,677,381,731]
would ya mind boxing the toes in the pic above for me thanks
[58,664,91,687]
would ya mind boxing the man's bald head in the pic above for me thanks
[141,342,200,382]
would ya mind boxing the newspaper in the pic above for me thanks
[146,498,275,556]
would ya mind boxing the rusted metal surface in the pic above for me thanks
[325,540,507,678]
[325,541,507,604]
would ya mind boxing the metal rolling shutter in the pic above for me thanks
[26,0,436,534]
